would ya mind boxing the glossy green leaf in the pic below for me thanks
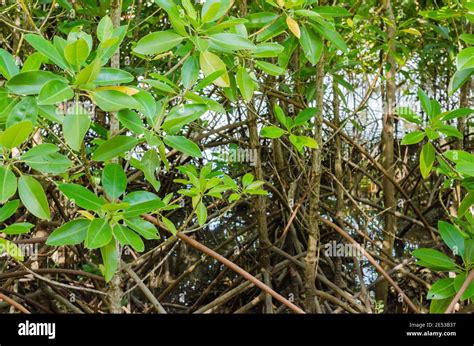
[438,221,465,257]
[47,219,90,246]
[38,80,74,106]
[401,131,425,145]
[0,199,19,222]
[100,238,119,282]
[113,224,144,252]
[260,126,286,138]
[6,71,66,95]
[236,66,255,102]
[199,51,230,88]
[64,38,89,70]
[164,135,202,158]
[420,142,435,179]
[24,34,70,71]
[209,33,256,51]
[255,61,285,76]
[94,68,134,86]
[133,30,184,55]
[18,175,50,220]
[102,163,127,199]
[300,25,323,65]
[0,167,17,203]
[125,217,159,239]
[92,135,139,161]
[59,183,105,211]
[63,107,91,152]
[0,48,19,79]
[6,97,37,127]
[85,218,113,249]
[89,90,140,112]
[412,248,457,271]
[427,278,456,300]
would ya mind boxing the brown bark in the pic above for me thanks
[375,0,397,307]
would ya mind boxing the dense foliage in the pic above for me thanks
[0,0,473,314]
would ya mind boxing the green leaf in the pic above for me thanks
[459,191,474,217]
[418,88,432,117]
[63,107,91,152]
[21,52,47,72]
[209,33,256,51]
[236,66,255,102]
[75,58,101,86]
[46,219,90,246]
[449,69,474,95]
[260,125,286,138]
[164,135,202,158]
[125,217,159,239]
[100,238,119,282]
[196,201,207,226]
[420,142,435,179]
[0,48,19,80]
[297,135,318,149]
[6,71,66,95]
[123,191,165,218]
[274,104,288,129]
[427,278,456,300]
[0,199,19,222]
[1,222,34,235]
[97,16,114,43]
[161,216,176,235]
[464,239,474,265]
[92,135,139,162]
[23,152,72,174]
[438,221,465,256]
[454,272,474,300]
[199,51,230,88]
[64,38,89,71]
[24,34,70,71]
[59,183,105,211]
[117,109,144,134]
[182,56,200,89]
[401,131,425,145]
[133,30,184,55]
[85,218,113,249]
[255,61,285,76]
[102,163,127,199]
[23,144,59,161]
[0,167,17,203]
[38,80,74,105]
[113,224,144,252]
[312,6,352,17]
[300,25,323,65]
[6,97,37,127]
[89,90,140,112]
[201,0,230,23]
[441,108,474,121]
[294,108,316,127]
[310,21,347,53]
[412,248,457,271]
[18,175,50,220]
[95,68,134,86]
[395,107,422,124]
[162,104,207,135]
[251,43,284,58]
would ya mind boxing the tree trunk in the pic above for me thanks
[304,50,325,313]
[375,0,397,308]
